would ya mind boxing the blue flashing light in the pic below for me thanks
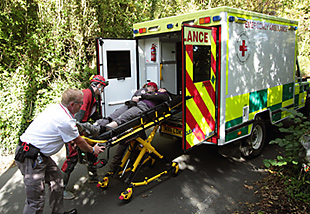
[133,29,139,34]
[213,16,221,22]
[289,26,298,31]
[235,17,247,23]
[167,24,174,29]
[229,16,235,22]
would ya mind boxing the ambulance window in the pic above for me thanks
[107,51,131,79]
[193,45,211,82]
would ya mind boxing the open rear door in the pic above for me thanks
[182,25,218,151]
[96,38,137,117]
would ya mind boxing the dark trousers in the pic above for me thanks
[61,143,97,188]
[16,145,64,214]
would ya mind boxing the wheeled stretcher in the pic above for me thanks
[82,95,182,201]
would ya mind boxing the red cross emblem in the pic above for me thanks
[235,32,250,64]
[239,40,248,57]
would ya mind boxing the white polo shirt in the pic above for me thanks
[20,104,79,157]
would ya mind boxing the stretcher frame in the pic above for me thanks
[82,96,182,201]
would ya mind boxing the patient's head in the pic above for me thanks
[147,82,158,92]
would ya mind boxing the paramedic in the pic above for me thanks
[80,82,170,172]
[61,75,108,199]
[15,88,105,214]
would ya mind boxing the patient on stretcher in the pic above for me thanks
[78,82,172,137]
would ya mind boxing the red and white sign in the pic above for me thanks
[235,32,250,64]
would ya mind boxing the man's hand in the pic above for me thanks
[93,144,105,155]
[132,96,141,102]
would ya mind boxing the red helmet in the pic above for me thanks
[147,82,158,91]
[90,75,109,86]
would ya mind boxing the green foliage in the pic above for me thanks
[0,0,309,158]
[272,167,310,204]
[265,108,309,169]
[264,108,310,203]
[278,0,310,76]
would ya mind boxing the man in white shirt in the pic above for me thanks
[15,88,104,214]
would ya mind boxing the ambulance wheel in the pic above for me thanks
[241,116,266,159]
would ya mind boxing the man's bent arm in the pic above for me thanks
[73,135,103,155]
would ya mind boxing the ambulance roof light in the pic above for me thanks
[229,16,247,24]
[289,26,297,31]
[235,17,247,24]
[133,29,139,34]
[167,24,174,29]
[139,28,147,34]
[213,16,221,22]
[229,16,235,22]
[199,17,211,25]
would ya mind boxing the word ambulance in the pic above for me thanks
[96,6,308,158]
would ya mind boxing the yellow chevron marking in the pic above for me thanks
[211,36,216,62]
[185,123,199,147]
[186,50,193,80]
[186,87,212,134]
[193,82,215,120]
[211,36,216,89]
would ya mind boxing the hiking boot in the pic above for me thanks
[63,190,75,200]
[82,122,101,137]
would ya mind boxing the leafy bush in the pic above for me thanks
[0,0,309,159]
[264,108,310,203]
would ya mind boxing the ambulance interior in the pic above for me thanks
[137,34,183,96]
[136,34,183,136]
[136,32,214,137]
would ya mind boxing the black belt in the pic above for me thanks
[18,139,47,157]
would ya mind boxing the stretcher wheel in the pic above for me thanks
[119,187,133,201]
[171,162,179,177]
[96,176,109,189]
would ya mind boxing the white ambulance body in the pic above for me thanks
[96,7,308,157]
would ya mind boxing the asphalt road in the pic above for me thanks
[0,131,282,214]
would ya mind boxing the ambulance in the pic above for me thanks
[95,6,308,158]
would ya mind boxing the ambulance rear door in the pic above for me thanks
[96,38,137,117]
[182,25,218,151]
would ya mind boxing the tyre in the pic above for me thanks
[241,116,266,159]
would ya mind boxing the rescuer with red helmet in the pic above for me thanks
[61,74,108,200]
[75,75,109,122]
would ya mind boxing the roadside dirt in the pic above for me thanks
[235,168,310,214]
